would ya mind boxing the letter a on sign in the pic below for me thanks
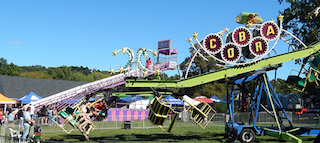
[261,22,279,41]
[266,26,275,36]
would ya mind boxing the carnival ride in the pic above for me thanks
[29,47,177,140]
[125,11,320,142]
[23,8,320,142]
[286,53,320,93]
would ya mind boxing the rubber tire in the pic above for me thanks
[239,128,255,143]
[225,128,237,143]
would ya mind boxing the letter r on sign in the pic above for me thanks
[255,42,262,52]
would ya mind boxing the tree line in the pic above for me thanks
[0,57,110,82]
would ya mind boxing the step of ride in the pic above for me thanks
[263,128,302,143]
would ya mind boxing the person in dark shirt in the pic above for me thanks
[6,105,12,115]
[17,106,24,129]
[39,106,48,125]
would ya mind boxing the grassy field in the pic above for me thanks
[38,125,316,143]
[4,120,318,142]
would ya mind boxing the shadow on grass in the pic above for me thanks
[254,135,316,143]
[48,132,226,142]
[46,131,316,142]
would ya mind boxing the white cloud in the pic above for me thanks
[10,41,23,44]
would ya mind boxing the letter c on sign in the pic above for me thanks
[203,33,223,54]
[210,39,217,49]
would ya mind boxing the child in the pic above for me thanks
[146,58,151,68]
[78,108,95,138]
[60,114,74,127]
[7,111,15,126]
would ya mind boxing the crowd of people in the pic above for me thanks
[0,104,57,141]
[0,105,56,127]
[0,99,108,141]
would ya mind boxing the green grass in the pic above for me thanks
[37,125,317,143]
[41,126,224,143]
[5,120,318,142]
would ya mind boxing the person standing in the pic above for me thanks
[146,58,151,68]
[47,107,53,125]
[17,107,24,129]
[6,104,12,115]
[40,106,48,125]
[7,111,15,126]
[52,107,57,125]
[22,107,35,141]
[0,107,3,126]
[29,104,35,138]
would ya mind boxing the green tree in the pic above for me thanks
[71,66,91,75]
[279,0,320,48]
[21,71,53,79]
[278,0,320,96]
[21,65,46,72]
[169,74,181,80]
[70,72,87,82]
[0,57,8,67]
[0,62,22,76]
[47,66,73,80]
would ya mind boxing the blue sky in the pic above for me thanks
[0,1,299,80]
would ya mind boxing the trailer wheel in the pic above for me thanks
[225,128,237,142]
[239,128,255,143]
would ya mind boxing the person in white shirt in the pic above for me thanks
[22,107,35,141]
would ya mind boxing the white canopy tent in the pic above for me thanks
[129,100,149,110]
[183,95,200,106]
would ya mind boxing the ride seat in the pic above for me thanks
[184,100,217,129]
[148,96,178,133]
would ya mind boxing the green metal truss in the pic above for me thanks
[126,42,320,88]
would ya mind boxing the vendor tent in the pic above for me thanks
[183,95,200,106]
[129,100,149,109]
[16,91,43,104]
[194,95,214,103]
[130,96,146,102]
[165,95,184,105]
[118,96,145,103]
[0,93,16,116]
[210,95,227,103]
[0,93,16,104]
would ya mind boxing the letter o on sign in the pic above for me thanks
[203,33,223,54]
[221,43,241,63]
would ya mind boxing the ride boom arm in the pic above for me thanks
[126,42,320,88]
